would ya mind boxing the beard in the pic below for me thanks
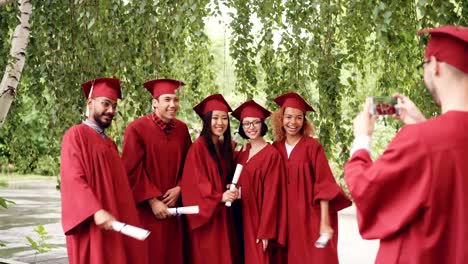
[424,71,442,106]
[425,79,441,106]
[430,89,441,106]
[93,112,113,129]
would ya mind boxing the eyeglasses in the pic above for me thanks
[94,98,118,110]
[242,120,262,128]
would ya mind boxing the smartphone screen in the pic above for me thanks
[371,97,398,115]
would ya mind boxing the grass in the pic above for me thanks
[0,173,56,182]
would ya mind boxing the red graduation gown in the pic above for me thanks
[60,124,146,264]
[180,137,240,264]
[236,144,287,264]
[344,111,468,264]
[273,136,351,264]
[121,115,192,264]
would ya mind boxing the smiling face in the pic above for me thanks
[241,117,262,140]
[153,94,179,122]
[88,97,118,129]
[210,110,229,137]
[282,107,304,137]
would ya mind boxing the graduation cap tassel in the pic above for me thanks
[85,80,95,118]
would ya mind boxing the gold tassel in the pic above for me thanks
[85,80,95,118]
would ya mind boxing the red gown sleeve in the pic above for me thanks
[344,126,431,239]
[60,128,101,235]
[122,124,162,204]
[311,142,351,211]
[177,126,193,186]
[256,150,287,246]
[181,140,223,230]
[184,128,193,154]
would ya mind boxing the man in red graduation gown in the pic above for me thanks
[122,78,191,264]
[345,25,468,264]
[60,78,146,264]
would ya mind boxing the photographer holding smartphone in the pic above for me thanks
[345,26,468,264]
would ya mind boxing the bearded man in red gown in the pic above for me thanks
[60,77,146,264]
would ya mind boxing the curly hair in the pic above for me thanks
[271,108,315,142]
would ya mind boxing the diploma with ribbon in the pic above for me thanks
[315,233,331,248]
[226,164,243,207]
[112,221,151,241]
[167,205,200,216]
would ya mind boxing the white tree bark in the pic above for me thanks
[0,0,14,7]
[0,0,32,127]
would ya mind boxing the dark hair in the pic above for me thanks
[200,111,234,183]
[237,120,268,139]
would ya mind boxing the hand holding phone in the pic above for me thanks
[370,96,399,115]
[392,93,427,125]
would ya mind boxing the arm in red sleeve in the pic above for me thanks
[344,126,431,239]
[256,151,287,247]
[176,125,193,185]
[60,128,101,235]
[312,141,352,212]
[122,124,162,204]
[181,140,223,230]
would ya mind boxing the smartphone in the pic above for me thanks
[370,96,399,115]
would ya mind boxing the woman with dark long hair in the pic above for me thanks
[180,94,240,264]
[271,92,351,264]
[232,100,287,264]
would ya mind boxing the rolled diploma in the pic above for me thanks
[315,233,331,248]
[112,221,150,241]
[226,164,243,207]
[168,206,200,216]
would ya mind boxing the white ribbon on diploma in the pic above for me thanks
[167,206,200,216]
[112,221,150,241]
[315,233,331,248]
[226,164,243,207]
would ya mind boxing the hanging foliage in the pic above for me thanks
[0,0,467,175]
[226,0,467,171]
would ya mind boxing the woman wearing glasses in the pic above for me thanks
[232,100,287,264]
[271,92,351,264]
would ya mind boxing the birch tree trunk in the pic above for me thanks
[0,0,32,127]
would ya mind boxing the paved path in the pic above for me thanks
[0,179,67,264]
[338,206,379,263]
[0,179,378,264]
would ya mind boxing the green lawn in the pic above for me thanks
[0,173,56,182]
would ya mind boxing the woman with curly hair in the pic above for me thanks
[271,92,351,264]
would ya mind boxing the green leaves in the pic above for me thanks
[0,0,465,178]
[26,225,52,254]
[1,0,216,172]
[0,196,15,209]
[0,180,15,209]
